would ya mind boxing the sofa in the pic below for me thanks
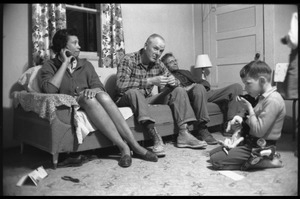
[13,66,225,169]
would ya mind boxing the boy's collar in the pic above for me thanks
[261,86,277,99]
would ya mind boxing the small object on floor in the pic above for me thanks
[118,154,132,168]
[61,176,80,183]
[218,170,245,181]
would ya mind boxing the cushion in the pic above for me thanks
[18,65,42,93]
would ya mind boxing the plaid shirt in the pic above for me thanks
[116,49,180,98]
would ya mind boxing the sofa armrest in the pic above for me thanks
[12,90,79,122]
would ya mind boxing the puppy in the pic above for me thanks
[218,94,258,153]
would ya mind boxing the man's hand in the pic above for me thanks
[166,75,176,86]
[147,76,169,87]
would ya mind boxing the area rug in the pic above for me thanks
[2,132,298,196]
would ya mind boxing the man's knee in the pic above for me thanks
[192,84,206,93]
[171,86,187,95]
[121,89,147,107]
[230,83,243,94]
[125,89,140,95]
[168,87,190,102]
[124,89,143,99]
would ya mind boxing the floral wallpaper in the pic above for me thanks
[101,4,125,68]
[32,4,66,66]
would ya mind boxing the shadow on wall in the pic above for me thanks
[104,74,117,101]
[282,115,296,135]
[3,107,20,148]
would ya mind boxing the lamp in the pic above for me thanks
[194,54,213,80]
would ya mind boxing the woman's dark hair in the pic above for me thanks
[240,53,272,82]
[51,28,78,54]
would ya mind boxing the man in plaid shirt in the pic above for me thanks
[115,34,207,157]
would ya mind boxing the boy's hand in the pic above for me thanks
[237,95,252,112]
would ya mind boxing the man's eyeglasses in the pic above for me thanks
[167,59,177,64]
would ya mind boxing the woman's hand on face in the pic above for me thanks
[60,49,73,64]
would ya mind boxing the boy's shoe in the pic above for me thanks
[177,130,207,149]
[195,128,218,145]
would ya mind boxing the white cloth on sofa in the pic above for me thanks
[74,107,133,144]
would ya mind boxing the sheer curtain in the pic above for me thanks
[101,4,125,68]
[32,4,66,66]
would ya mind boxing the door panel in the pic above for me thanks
[205,4,264,88]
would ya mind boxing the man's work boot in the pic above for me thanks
[195,127,218,145]
[148,127,166,157]
[177,130,207,149]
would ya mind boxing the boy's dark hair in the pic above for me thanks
[51,28,78,54]
[240,53,272,82]
[161,52,174,65]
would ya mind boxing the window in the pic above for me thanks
[66,4,101,61]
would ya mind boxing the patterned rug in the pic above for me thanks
[2,132,298,196]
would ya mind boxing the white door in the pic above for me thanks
[204,4,264,88]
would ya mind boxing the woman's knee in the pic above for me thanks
[78,96,99,107]
[96,91,112,103]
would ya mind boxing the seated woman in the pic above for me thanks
[38,28,157,168]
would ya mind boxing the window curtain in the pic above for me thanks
[101,4,125,68]
[32,4,66,66]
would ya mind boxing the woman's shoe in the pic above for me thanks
[118,154,132,168]
[57,155,83,168]
[134,150,158,162]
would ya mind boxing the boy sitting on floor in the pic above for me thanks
[209,55,286,170]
